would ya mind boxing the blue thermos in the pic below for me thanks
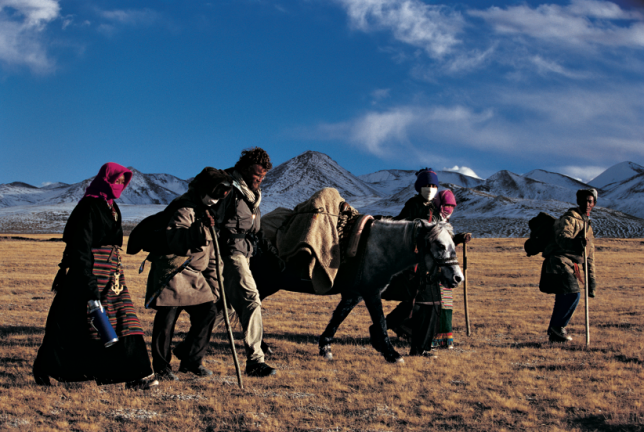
[88,300,119,347]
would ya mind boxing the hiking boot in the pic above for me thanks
[155,369,179,381]
[179,364,213,377]
[246,363,277,377]
[126,377,159,390]
[548,327,572,343]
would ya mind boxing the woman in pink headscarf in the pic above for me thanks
[431,190,469,349]
[33,163,156,389]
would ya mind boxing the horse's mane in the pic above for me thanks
[425,220,454,243]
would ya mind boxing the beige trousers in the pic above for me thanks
[222,253,264,365]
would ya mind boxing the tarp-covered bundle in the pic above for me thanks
[263,188,357,295]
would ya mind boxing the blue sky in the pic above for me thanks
[1,0,644,185]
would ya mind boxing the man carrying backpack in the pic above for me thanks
[147,168,232,380]
[539,188,598,343]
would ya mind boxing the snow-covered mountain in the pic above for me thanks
[523,169,590,191]
[359,169,483,196]
[2,155,644,238]
[359,184,644,238]
[261,151,383,212]
[473,170,580,203]
[598,172,644,219]
[0,168,189,207]
[589,161,644,189]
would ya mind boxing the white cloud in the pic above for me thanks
[469,0,644,49]
[337,0,464,58]
[530,55,590,78]
[311,82,644,167]
[97,8,160,35]
[100,9,159,26]
[371,88,391,104]
[443,165,481,179]
[0,0,60,72]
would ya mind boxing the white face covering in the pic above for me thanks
[420,186,437,202]
[201,194,219,207]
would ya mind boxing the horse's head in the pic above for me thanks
[417,220,464,288]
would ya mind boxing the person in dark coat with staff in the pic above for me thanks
[539,188,598,343]
[33,163,156,389]
[147,167,232,380]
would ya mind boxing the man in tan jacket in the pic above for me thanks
[539,188,597,343]
[148,168,231,380]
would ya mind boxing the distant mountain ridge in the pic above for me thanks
[0,168,189,208]
[1,153,643,237]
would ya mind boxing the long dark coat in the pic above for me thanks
[33,197,152,384]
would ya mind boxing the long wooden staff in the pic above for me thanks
[463,242,471,337]
[584,219,590,347]
[208,222,243,389]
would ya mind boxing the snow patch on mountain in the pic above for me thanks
[523,169,590,191]
[589,161,644,189]
[474,170,578,203]
[261,151,382,213]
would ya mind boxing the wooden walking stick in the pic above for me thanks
[208,222,244,389]
[463,242,471,337]
[583,219,590,347]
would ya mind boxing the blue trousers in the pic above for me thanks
[548,292,581,331]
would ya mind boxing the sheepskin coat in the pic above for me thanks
[540,207,596,295]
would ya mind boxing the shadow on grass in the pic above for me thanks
[0,325,43,337]
[614,354,643,365]
[569,415,643,431]
[509,341,544,349]
[0,357,28,364]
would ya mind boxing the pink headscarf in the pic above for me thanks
[82,162,132,206]
[433,189,457,219]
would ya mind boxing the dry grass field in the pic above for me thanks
[0,235,642,431]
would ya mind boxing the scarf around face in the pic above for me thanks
[232,170,262,210]
[82,162,133,206]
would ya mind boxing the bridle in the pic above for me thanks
[414,221,459,285]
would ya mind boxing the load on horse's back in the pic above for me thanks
[253,188,464,363]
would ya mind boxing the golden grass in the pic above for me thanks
[0,235,642,431]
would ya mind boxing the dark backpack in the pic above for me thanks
[524,212,556,257]
[127,200,195,256]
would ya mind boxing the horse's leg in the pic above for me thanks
[318,296,363,360]
[363,293,403,363]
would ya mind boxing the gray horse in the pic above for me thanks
[254,219,463,363]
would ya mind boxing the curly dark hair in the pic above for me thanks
[234,147,273,171]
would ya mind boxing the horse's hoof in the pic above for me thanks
[319,345,333,361]
[384,352,404,364]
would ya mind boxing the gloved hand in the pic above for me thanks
[453,232,472,245]
[576,237,587,252]
[588,279,596,298]
[203,212,216,228]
